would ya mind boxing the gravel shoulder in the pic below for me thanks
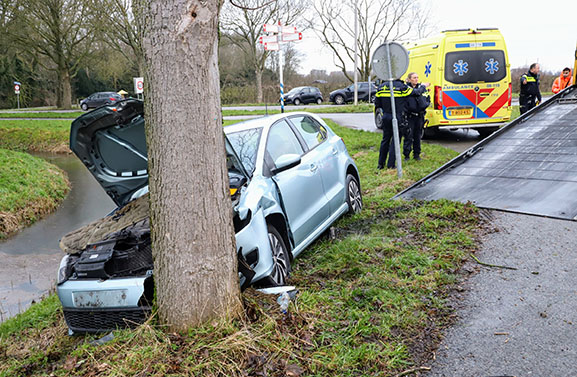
[427,210,577,376]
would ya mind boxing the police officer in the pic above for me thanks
[520,63,542,115]
[375,79,427,169]
[402,72,430,161]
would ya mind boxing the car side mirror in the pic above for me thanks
[271,154,301,175]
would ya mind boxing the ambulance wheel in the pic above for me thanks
[422,126,439,139]
[476,127,499,138]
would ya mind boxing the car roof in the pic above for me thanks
[223,112,325,134]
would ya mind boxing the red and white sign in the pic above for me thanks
[14,84,20,94]
[264,42,280,51]
[133,77,144,94]
[263,24,279,33]
[281,32,302,42]
[258,35,278,44]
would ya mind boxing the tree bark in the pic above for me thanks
[60,69,72,109]
[255,68,263,103]
[135,0,242,330]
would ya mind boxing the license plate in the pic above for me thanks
[449,109,470,116]
[73,289,128,308]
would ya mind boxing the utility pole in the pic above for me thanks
[353,3,358,106]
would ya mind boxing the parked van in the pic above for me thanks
[402,28,512,137]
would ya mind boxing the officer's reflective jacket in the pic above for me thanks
[375,80,426,115]
[520,71,542,101]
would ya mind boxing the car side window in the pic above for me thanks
[266,120,304,164]
[359,83,368,89]
[289,116,328,150]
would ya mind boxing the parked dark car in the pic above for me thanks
[283,86,323,105]
[329,82,377,105]
[80,92,122,111]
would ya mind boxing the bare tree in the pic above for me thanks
[96,0,145,75]
[8,0,97,108]
[220,0,308,102]
[133,0,242,329]
[311,0,430,82]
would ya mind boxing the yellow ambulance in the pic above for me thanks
[404,28,512,137]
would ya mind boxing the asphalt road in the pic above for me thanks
[427,211,577,376]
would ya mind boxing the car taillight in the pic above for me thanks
[507,83,512,106]
[434,86,443,110]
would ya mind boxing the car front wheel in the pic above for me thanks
[345,174,362,214]
[266,225,290,286]
[293,98,301,106]
[81,103,88,111]
[334,95,345,105]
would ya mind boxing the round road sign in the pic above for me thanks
[372,42,410,81]
[14,84,20,92]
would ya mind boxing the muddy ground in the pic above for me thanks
[426,210,577,376]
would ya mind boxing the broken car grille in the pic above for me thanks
[63,307,152,333]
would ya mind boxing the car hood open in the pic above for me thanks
[70,99,250,208]
[70,99,147,207]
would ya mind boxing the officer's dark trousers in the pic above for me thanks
[519,94,537,115]
[403,114,423,158]
[378,113,395,168]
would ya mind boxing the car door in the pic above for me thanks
[357,83,369,100]
[289,115,344,214]
[302,88,314,103]
[265,120,330,246]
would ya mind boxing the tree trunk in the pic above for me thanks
[60,69,72,109]
[135,0,242,330]
[255,68,263,103]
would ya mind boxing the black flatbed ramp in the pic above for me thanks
[398,86,577,220]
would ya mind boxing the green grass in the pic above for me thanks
[0,112,84,119]
[222,103,374,116]
[0,119,71,153]
[0,149,69,238]
[0,119,479,376]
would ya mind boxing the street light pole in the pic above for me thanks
[353,3,358,106]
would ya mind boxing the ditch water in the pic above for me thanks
[0,153,115,321]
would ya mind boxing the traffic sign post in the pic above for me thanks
[260,22,302,113]
[14,81,21,109]
[133,77,144,100]
[372,42,410,179]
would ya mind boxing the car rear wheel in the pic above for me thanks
[81,103,88,111]
[316,98,322,105]
[266,225,290,286]
[374,108,384,129]
[294,98,301,106]
[335,95,345,105]
[346,174,362,214]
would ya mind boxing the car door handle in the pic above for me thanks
[310,164,318,172]
[331,148,338,155]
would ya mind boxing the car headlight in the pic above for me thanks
[57,255,70,284]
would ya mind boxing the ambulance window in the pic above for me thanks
[445,50,506,84]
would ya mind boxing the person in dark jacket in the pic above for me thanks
[401,72,430,161]
[520,63,542,115]
[374,79,426,169]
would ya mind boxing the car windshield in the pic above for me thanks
[287,87,303,95]
[445,50,507,84]
[226,127,263,175]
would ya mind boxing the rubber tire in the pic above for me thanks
[294,98,301,106]
[316,98,322,105]
[374,108,383,129]
[265,225,291,286]
[422,126,439,139]
[476,127,499,138]
[81,103,88,111]
[370,94,376,103]
[345,174,362,214]
[335,95,345,105]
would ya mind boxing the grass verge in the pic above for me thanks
[0,149,69,239]
[0,120,479,376]
[222,103,373,116]
[0,119,71,153]
[0,112,84,119]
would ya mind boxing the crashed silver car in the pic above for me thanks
[56,100,362,334]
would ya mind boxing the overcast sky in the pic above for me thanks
[297,0,577,75]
